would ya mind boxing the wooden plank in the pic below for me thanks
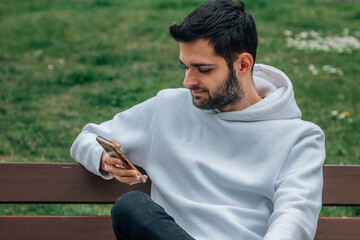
[315,217,360,240]
[1,216,360,240]
[1,163,360,240]
[322,165,360,206]
[0,216,115,240]
[0,163,151,203]
[1,163,360,205]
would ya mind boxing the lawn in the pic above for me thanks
[1,0,359,216]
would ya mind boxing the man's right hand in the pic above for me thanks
[100,140,147,185]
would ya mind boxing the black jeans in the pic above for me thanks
[111,191,195,240]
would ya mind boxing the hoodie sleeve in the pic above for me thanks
[70,96,156,179]
[264,127,326,240]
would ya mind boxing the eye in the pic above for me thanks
[198,68,212,73]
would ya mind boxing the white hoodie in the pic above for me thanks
[70,64,325,240]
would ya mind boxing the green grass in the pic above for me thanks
[1,0,359,217]
[0,204,112,216]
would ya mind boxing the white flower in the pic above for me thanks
[338,113,346,119]
[48,64,54,70]
[331,110,338,116]
[33,49,43,57]
[322,65,343,76]
[308,64,318,75]
[338,111,349,119]
[309,30,320,38]
[298,31,309,39]
[285,30,360,53]
[283,30,292,37]
[58,58,65,65]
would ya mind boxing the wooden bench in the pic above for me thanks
[0,163,359,239]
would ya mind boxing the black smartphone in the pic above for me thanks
[96,136,147,183]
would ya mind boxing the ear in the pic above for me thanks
[234,52,253,78]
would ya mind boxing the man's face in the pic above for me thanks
[179,38,244,111]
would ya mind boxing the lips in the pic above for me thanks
[191,90,206,96]
[190,88,208,97]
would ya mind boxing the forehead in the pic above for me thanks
[179,38,226,65]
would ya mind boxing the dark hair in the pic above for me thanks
[170,0,258,68]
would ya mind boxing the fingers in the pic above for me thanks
[101,151,146,185]
[100,151,120,172]
[110,169,144,185]
[104,162,140,183]
[101,153,127,174]
[123,174,148,185]
[109,167,139,184]
[101,147,124,167]
[110,167,148,185]
[99,139,147,185]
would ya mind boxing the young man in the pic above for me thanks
[70,1,325,239]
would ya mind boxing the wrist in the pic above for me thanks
[99,150,107,172]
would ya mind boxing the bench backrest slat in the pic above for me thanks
[322,165,360,206]
[0,163,151,203]
[1,163,360,205]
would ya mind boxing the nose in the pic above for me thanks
[183,69,199,88]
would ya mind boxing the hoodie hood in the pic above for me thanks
[215,64,302,121]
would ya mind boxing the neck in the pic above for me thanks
[220,93,262,112]
[220,76,262,112]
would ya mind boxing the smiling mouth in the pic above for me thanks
[191,90,206,96]
[189,88,208,97]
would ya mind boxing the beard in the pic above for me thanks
[190,65,244,110]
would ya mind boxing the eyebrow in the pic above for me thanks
[179,59,217,67]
